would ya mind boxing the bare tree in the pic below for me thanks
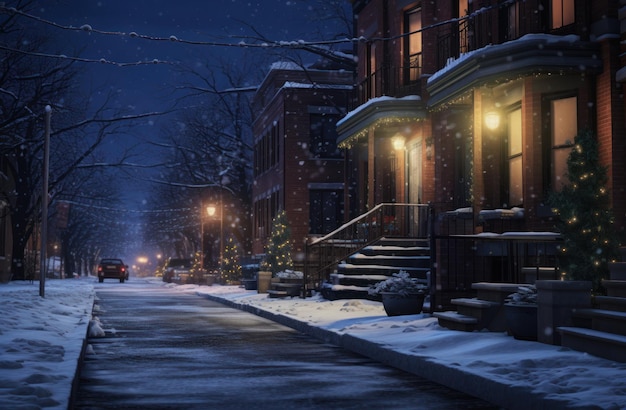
[0,3,165,279]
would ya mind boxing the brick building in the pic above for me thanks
[339,0,626,236]
[251,62,353,266]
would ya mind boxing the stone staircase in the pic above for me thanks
[320,237,431,302]
[433,282,522,332]
[558,255,626,362]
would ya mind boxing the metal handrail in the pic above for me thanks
[303,203,431,295]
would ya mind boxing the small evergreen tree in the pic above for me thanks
[260,210,293,275]
[548,129,620,293]
[221,237,241,284]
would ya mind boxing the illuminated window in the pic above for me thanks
[507,109,523,206]
[551,0,575,29]
[551,96,577,190]
[404,5,422,82]
[458,0,470,54]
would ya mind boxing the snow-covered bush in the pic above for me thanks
[368,271,426,297]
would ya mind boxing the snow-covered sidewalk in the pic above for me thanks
[2,277,626,409]
[0,278,95,410]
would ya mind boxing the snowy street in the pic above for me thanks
[74,280,496,409]
[2,277,626,409]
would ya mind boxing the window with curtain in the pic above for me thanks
[551,0,575,29]
[404,5,422,83]
[551,96,577,190]
[507,108,523,206]
[457,0,470,54]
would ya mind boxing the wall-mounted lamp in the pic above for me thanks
[425,136,433,160]
[485,111,500,130]
[392,135,405,150]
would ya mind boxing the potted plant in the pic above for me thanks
[368,271,427,316]
[504,285,537,341]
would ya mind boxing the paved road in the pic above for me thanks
[72,280,498,409]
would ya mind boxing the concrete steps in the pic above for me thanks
[321,238,431,303]
[558,254,626,362]
[434,282,520,332]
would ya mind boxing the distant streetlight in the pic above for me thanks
[206,205,216,217]
[205,203,223,277]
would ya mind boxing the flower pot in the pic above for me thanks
[504,303,537,341]
[381,292,425,316]
[257,271,272,293]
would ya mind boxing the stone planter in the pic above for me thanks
[536,280,592,345]
[203,274,218,286]
[504,303,538,341]
[242,278,258,290]
[257,271,272,294]
[381,292,425,316]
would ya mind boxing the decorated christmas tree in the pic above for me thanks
[548,129,620,293]
[260,210,293,275]
[221,236,241,284]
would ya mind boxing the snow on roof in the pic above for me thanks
[336,95,422,128]
[428,33,581,85]
[269,61,304,71]
[281,81,353,90]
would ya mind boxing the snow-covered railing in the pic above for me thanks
[303,203,432,296]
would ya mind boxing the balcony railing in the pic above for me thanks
[357,63,422,104]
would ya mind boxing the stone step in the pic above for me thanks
[608,262,626,281]
[450,298,503,331]
[602,279,626,298]
[346,253,431,268]
[572,308,626,336]
[594,296,626,312]
[433,311,479,332]
[329,273,389,286]
[558,326,626,363]
[319,283,370,301]
[471,282,524,304]
[359,245,430,257]
[267,290,291,298]
[336,263,430,278]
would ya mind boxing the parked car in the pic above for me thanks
[162,258,193,283]
[97,258,128,283]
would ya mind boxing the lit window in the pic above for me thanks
[507,109,523,206]
[551,96,577,190]
[551,0,575,29]
[404,6,422,82]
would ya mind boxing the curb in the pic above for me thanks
[200,292,575,410]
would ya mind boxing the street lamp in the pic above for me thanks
[204,204,223,277]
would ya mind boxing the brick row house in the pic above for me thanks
[251,62,353,269]
[342,0,625,229]
[251,1,626,305]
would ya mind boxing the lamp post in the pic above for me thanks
[205,204,223,278]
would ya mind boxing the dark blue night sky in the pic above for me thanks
[35,0,346,112]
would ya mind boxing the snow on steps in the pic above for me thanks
[558,258,626,362]
[558,327,626,363]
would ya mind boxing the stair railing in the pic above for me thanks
[303,203,432,296]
